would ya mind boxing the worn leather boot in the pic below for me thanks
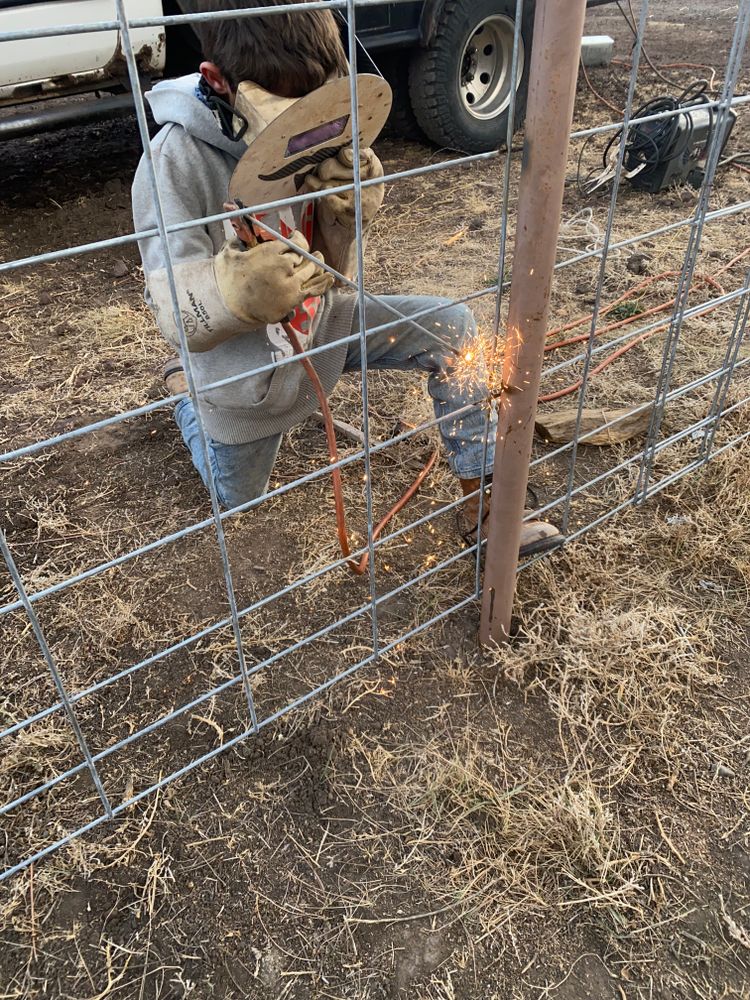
[458,477,563,558]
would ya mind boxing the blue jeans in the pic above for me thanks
[174,295,496,510]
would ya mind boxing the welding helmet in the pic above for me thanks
[227,74,392,210]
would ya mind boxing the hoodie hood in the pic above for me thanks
[145,74,247,160]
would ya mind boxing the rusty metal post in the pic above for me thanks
[480,0,588,644]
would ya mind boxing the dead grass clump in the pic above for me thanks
[356,723,653,937]
[2,722,77,806]
[1,287,159,449]
[496,451,750,784]
[507,597,722,783]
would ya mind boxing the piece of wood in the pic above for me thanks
[535,405,653,445]
[311,411,368,447]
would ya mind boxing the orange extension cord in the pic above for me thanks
[282,321,439,577]
[539,248,750,404]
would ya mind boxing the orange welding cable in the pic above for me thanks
[549,258,746,349]
[714,247,750,276]
[539,320,672,403]
[540,326,658,403]
[580,59,623,114]
[544,274,727,354]
[611,59,720,91]
[545,298,675,353]
[657,63,718,74]
[545,271,725,345]
[540,305,714,403]
[545,271,681,341]
[538,255,747,404]
[282,321,439,577]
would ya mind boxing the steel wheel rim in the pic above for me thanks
[459,14,524,121]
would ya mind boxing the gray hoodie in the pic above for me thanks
[132,74,356,444]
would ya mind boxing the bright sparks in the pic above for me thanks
[448,327,503,397]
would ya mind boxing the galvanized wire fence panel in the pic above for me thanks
[1,0,749,880]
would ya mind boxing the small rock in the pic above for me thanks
[112,259,129,278]
[468,217,484,232]
[308,724,331,750]
[627,252,651,275]
[709,761,736,779]
[38,290,52,305]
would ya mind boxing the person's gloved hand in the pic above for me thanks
[302,147,385,231]
[214,230,334,327]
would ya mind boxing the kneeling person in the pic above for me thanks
[132,0,559,557]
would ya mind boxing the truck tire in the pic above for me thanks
[409,0,534,153]
[379,52,426,143]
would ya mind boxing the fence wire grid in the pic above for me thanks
[2,0,749,882]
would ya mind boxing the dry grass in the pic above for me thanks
[5,449,747,997]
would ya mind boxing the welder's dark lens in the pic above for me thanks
[286,116,350,157]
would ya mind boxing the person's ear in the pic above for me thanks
[200,62,234,101]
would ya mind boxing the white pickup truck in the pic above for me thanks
[0,0,615,152]
[1,0,166,96]
[0,0,197,137]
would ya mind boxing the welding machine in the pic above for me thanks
[622,84,737,193]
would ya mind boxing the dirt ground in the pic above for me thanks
[1,2,750,998]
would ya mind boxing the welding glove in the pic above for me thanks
[146,231,333,353]
[214,230,334,327]
[302,147,385,281]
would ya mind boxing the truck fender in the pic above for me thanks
[418,0,449,48]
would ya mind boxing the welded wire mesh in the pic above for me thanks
[1,0,749,881]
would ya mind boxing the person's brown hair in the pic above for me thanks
[191,0,349,97]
